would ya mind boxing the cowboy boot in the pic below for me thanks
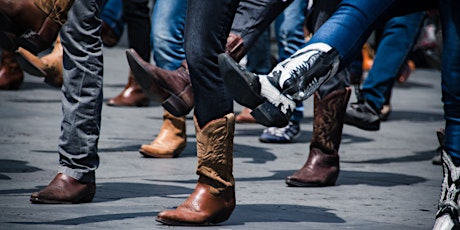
[126,50,193,115]
[139,110,186,158]
[433,151,460,229]
[107,71,150,107]
[286,88,351,187]
[0,49,24,90]
[156,114,236,226]
[219,42,340,127]
[30,173,96,204]
[15,35,63,88]
[125,33,246,117]
[0,0,75,54]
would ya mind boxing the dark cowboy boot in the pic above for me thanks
[286,88,351,187]
[156,114,235,226]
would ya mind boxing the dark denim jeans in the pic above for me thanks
[362,12,425,110]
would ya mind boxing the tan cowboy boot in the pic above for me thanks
[0,49,24,90]
[15,35,63,87]
[139,110,186,158]
[107,71,150,107]
[286,88,351,187]
[156,114,236,226]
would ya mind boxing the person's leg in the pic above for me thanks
[138,0,188,158]
[151,0,187,71]
[30,0,103,204]
[433,0,460,228]
[107,0,151,107]
[155,0,238,226]
[219,0,437,127]
[100,0,124,47]
[259,0,308,143]
[344,12,425,131]
[285,0,352,187]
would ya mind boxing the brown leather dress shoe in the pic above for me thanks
[126,49,194,117]
[30,173,96,204]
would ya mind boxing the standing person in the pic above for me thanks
[21,0,104,204]
[220,0,459,228]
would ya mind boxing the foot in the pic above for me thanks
[126,49,194,117]
[30,173,96,204]
[343,101,381,131]
[259,121,300,143]
[235,108,256,124]
[219,43,339,127]
[285,148,339,187]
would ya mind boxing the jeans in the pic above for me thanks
[307,0,460,160]
[274,0,309,123]
[58,0,104,183]
[100,0,124,38]
[151,0,187,70]
[123,0,151,62]
[362,12,425,111]
[246,29,272,75]
[186,0,293,127]
[305,0,350,99]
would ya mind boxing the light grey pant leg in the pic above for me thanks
[58,0,104,183]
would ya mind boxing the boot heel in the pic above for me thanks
[251,102,289,128]
[210,207,235,224]
[162,86,194,117]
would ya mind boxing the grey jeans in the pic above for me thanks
[58,0,104,183]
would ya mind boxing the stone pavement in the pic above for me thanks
[0,46,444,230]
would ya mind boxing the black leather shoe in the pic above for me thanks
[344,101,380,131]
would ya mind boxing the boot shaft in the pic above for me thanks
[311,88,351,154]
[195,113,235,195]
[34,0,75,25]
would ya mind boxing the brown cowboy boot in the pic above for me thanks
[107,71,150,107]
[156,114,236,226]
[15,35,63,87]
[0,0,75,54]
[30,173,96,204]
[139,110,186,158]
[0,49,24,90]
[126,33,246,117]
[286,88,351,187]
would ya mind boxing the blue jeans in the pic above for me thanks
[59,0,104,183]
[151,0,187,70]
[100,0,124,38]
[246,29,272,75]
[361,12,425,111]
[274,0,309,123]
[308,0,460,160]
